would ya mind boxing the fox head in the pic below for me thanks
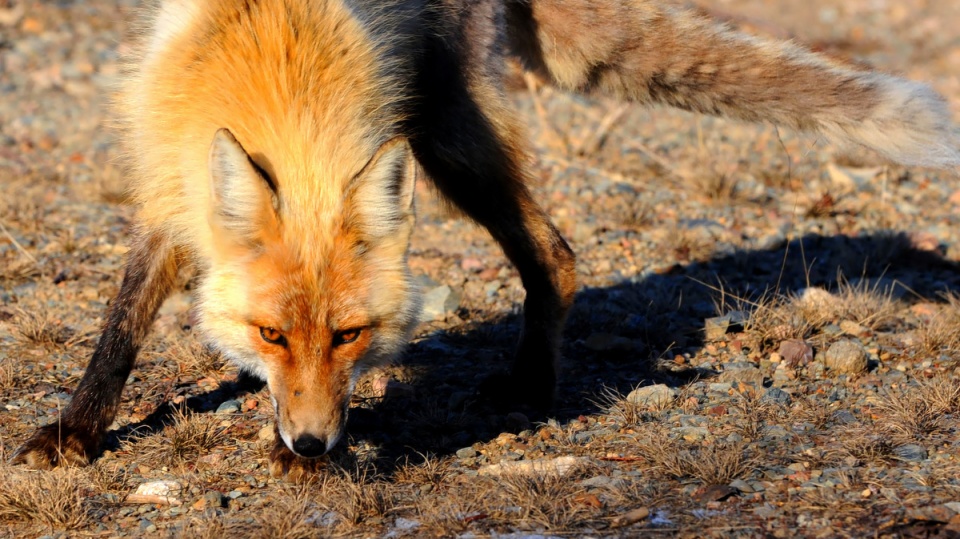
[195,128,420,458]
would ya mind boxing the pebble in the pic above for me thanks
[420,285,461,321]
[821,339,868,374]
[626,384,676,409]
[456,447,478,459]
[762,387,792,405]
[216,399,241,414]
[894,444,928,462]
[477,456,589,477]
[779,339,814,368]
[719,361,764,386]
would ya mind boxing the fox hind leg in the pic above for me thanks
[13,228,180,468]
[410,62,576,409]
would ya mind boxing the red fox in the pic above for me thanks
[14,0,959,478]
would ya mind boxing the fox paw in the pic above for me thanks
[269,441,328,482]
[12,424,97,470]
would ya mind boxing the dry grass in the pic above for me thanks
[914,293,960,358]
[0,356,16,388]
[791,397,844,431]
[0,257,40,283]
[249,487,320,539]
[314,467,394,530]
[633,426,755,484]
[121,407,227,469]
[738,277,900,348]
[831,277,901,330]
[12,307,77,348]
[594,386,657,427]
[839,427,896,465]
[871,375,960,443]
[0,465,92,530]
[490,467,598,530]
[165,339,226,378]
[731,392,783,441]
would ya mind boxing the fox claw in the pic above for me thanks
[12,424,97,470]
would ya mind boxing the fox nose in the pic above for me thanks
[292,434,327,458]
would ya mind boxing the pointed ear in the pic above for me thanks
[209,128,280,247]
[347,137,417,239]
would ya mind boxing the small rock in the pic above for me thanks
[821,339,868,374]
[704,311,747,340]
[394,517,420,531]
[126,481,183,506]
[626,384,676,409]
[797,287,838,311]
[460,257,484,272]
[779,339,814,368]
[905,505,956,523]
[694,484,739,503]
[708,382,732,393]
[729,479,753,493]
[579,475,616,489]
[216,400,241,414]
[257,425,276,442]
[675,426,709,442]
[772,363,796,387]
[191,491,225,511]
[420,285,460,321]
[610,507,650,528]
[456,447,478,459]
[839,320,866,336]
[894,444,928,462]
[719,361,763,386]
[762,387,792,405]
[477,456,589,477]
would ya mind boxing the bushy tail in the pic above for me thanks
[506,0,960,168]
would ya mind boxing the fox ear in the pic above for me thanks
[348,137,416,239]
[208,128,280,246]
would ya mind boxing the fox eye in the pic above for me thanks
[260,327,287,346]
[333,328,362,346]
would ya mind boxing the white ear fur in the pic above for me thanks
[209,128,279,244]
[349,137,416,239]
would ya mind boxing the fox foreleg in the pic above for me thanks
[13,228,180,468]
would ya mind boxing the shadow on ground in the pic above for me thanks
[108,231,960,473]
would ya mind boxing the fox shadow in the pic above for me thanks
[344,230,960,471]
[105,230,960,474]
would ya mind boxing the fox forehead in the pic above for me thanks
[242,237,374,328]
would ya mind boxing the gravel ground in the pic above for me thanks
[2,1,960,537]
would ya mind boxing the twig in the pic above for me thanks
[0,220,39,267]
[575,103,630,156]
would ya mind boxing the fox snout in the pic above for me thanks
[277,412,346,458]
[272,381,350,459]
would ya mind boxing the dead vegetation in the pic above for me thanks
[870,375,960,444]
[121,407,227,469]
[632,425,756,485]
[0,464,92,531]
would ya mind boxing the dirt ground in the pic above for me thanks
[2,0,960,537]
